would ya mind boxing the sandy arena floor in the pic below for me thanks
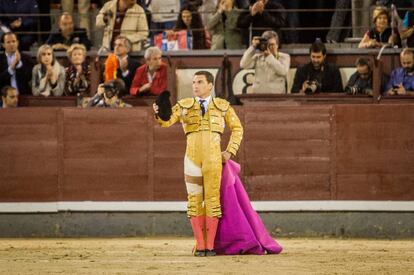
[0,238,413,274]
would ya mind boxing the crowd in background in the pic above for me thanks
[1,0,414,108]
[2,0,414,51]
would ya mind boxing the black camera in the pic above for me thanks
[103,83,117,99]
[345,86,361,95]
[256,37,268,52]
[304,80,321,94]
[392,85,400,92]
[345,85,373,96]
[102,79,125,99]
[103,10,113,24]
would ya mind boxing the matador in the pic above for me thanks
[153,71,243,256]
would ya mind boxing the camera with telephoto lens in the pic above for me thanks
[103,10,113,25]
[345,86,361,95]
[103,82,118,99]
[304,80,321,94]
[256,37,268,52]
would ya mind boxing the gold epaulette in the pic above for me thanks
[177,98,196,109]
[212,97,230,112]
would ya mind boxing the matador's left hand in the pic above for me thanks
[221,151,232,163]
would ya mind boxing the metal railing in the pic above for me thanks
[0,4,412,50]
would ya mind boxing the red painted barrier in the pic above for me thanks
[1,104,413,202]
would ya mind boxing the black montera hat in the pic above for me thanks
[155,90,172,121]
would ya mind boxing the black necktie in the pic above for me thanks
[199,99,206,116]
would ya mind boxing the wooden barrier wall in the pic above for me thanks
[1,104,413,202]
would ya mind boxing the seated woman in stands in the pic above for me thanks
[207,0,243,50]
[31,45,66,97]
[358,6,401,48]
[65,43,90,97]
[174,5,209,49]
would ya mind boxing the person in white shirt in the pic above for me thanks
[240,30,290,94]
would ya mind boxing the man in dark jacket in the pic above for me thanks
[0,32,33,95]
[104,35,141,97]
[291,41,343,94]
[237,0,286,46]
[0,0,39,51]
[345,57,374,96]
[46,13,92,51]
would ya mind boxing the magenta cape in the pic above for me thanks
[214,160,283,255]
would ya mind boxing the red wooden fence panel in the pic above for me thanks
[335,104,414,200]
[0,108,59,201]
[0,104,413,202]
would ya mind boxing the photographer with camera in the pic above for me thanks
[291,41,343,94]
[385,48,414,95]
[87,79,131,108]
[240,30,290,94]
[345,58,374,96]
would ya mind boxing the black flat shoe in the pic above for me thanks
[205,249,216,256]
[194,249,206,257]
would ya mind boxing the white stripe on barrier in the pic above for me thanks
[0,201,413,213]
[0,202,59,213]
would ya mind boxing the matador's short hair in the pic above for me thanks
[194,71,214,84]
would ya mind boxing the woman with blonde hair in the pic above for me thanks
[359,6,401,48]
[31,44,65,97]
[65,43,90,96]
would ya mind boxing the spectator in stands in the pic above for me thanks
[292,41,343,94]
[145,0,180,39]
[31,45,66,97]
[175,5,208,49]
[104,35,141,96]
[130,46,167,96]
[61,0,91,37]
[377,0,412,25]
[345,58,375,96]
[240,30,290,94]
[0,32,33,95]
[87,79,131,108]
[237,0,286,47]
[136,0,152,26]
[386,48,414,95]
[358,6,401,48]
[96,0,149,52]
[46,13,92,51]
[1,86,18,108]
[198,0,217,28]
[400,9,414,47]
[274,0,299,44]
[61,0,91,36]
[65,43,91,97]
[0,0,39,51]
[207,0,243,50]
[326,0,352,43]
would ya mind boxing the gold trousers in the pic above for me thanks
[184,131,222,218]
